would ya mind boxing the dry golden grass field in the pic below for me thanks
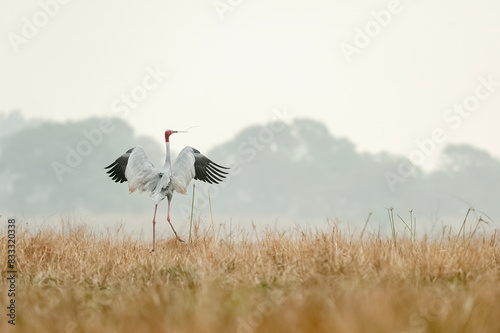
[1,219,500,333]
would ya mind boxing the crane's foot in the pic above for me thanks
[149,248,155,253]
[176,235,185,243]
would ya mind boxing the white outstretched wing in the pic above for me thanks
[105,146,162,194]
[171,146,229,194]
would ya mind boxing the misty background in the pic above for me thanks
[1,1,500,236]
[1,110,498,236]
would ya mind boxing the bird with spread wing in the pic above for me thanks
[105,130,229,251]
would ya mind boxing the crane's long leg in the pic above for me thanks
[151,204,158,252]
[167,198,184,243]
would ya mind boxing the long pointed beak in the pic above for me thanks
[173,130,188,133]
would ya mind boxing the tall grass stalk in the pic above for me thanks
[458,208,473,240]
[359,212,372,240]
[387,208,397,247]
[412,210,416,242]
[397,210,415,242]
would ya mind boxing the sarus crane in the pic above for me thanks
[105,130,229,251]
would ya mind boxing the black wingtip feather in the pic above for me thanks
[105,152,131,183]
[211,162,230,170]
[207,165,228,177]
[191,150,230,185]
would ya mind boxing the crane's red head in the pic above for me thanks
[165,130,177,142]
[165,129,188,142]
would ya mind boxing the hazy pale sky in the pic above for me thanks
[2,0,500,169]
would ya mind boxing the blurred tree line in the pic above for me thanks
[1,111,499,224]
